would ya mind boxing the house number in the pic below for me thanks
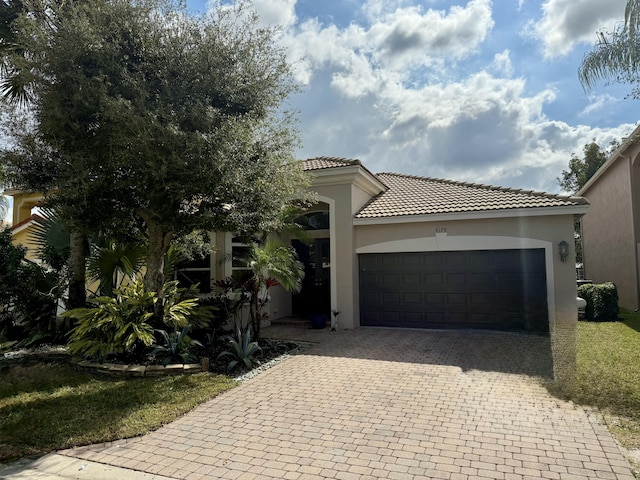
[435,227,447,233]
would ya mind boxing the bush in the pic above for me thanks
[65,279,211,362]
[578,282,619,321]
[0,227,65,346]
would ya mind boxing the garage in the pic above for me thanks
[359,248,548,333]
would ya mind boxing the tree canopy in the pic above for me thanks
[1,0,311,304]
[557,141,611,194]
[579,0,640,97]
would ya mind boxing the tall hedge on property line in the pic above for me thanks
[577,282,619,321]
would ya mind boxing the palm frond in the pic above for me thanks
[580,1,640,93]
[87,241,146,296]
[27,207,70,268]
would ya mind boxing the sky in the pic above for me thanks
[182,0,638,195]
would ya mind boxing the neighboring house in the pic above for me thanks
[578,125,640,311]
[5,189,45,262]
[6,158,588,381]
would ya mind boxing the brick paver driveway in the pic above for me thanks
[64,327,634,479]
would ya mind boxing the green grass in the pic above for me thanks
[558,310,640,449]
[0,363,236,463]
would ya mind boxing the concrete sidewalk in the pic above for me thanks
[0,454,174,479]
[2,326,636,479]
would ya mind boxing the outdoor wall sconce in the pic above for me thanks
[558,240,569,263]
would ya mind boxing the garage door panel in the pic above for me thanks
[444,252,467,269]
[403,292,422,303]
[383,292,401,304]
[424,273,444,289]
[470,273,495,290]
[360,249,548,333]
[401,253,424,268]
[468,251,494,269]
[446,293,467,306]
[402,273,421,285]
[446,273,467,291]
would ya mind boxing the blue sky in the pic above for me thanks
[184,0,638,194]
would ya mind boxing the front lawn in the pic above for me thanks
[557,310,640,451]
[0,359,236,463]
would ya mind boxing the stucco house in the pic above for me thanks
[578,125,640,311]
[206,157,586,380]
[6,190,46,262]
[7,157,588,380]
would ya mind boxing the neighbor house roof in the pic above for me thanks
[10,213,44,235]
[355,172,589,219]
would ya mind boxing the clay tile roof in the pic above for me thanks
[355,172,588,219]
[302,157,362,170]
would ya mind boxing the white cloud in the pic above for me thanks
[366,0,494,66]
[491,49,513,77]
[251,0,297,28]
[282,0,494,90]
[531,0,627,58]
[580,93,620,116]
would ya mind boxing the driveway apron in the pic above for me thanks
[61,327,634,480]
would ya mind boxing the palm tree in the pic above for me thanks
[241,238,304,341]
[579,0,640,96]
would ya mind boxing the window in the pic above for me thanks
[231,235,252,281]
[174,254,212,294]
[296,211,329,230]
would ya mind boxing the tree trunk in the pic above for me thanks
[68,231,86,309]
[249,280,260,341]
[143,217,173,324]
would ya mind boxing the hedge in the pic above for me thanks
[577,282,619,321]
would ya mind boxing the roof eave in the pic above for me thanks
[353,204,590,225]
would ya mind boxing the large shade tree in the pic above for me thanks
[579,0,640,96]
[558,141,611,194]
[1,0,310,319]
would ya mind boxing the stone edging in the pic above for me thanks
[75,360,203,377]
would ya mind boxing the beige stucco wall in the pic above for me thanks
[581,155,637,309]
[355,214,578,382]
[10,191,44,226]
[11,225,40,262]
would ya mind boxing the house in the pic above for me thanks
[5,189,46,262]
[578,125,640,311]
[6,158,588,381]
[209,158,586,381]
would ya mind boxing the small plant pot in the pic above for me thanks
[310,313,328,329]
[200,357,210,372]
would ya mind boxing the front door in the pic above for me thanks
[292,238,331,316]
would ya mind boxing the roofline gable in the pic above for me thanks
[304,157,387,197]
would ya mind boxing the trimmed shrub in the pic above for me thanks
[578,282,619,321]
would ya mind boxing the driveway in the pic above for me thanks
[17,327,638,479]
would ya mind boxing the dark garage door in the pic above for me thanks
[359,249,548,333]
